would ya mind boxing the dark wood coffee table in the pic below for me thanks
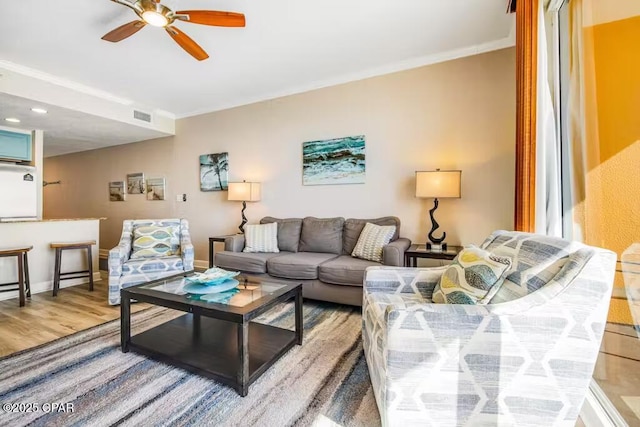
[120,273,302,396]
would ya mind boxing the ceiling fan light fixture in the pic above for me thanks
[141,11,169,27]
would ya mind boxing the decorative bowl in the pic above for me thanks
[183,278,239,294]
[200,288,240,303]
[185,267,240,285]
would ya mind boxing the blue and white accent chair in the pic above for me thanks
[363,230,616,427]
[108,219,194,305]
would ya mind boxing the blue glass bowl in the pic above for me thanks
[200,288,240,303]
[185,268,240,286]
[183,279,239,294]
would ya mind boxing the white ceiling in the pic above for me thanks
[0,93,169,157]
[0,0,514,118]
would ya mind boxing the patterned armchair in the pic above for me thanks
[108,219,194,305]
[363,230,616,427]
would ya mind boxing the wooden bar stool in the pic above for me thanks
[0,246,32,307]
[50,241,96,296]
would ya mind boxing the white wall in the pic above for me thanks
[44,48,516,264]
[0,220,101,301]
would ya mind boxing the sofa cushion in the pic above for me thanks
[299,217,344,254]
[481,231,578,302]
[260,217,303,252]
[215,251,288,274]
[122,256,183,275]
[343,217,400,255]
[243,223,279,253]
[319,255,380,287]
[267,252,339,280]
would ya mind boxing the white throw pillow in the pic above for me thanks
[243,222,280,253]
[351,222,396,263]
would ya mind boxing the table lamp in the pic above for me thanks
[415,169,461,250]
[227,181,261,234]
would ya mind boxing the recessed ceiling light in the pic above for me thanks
[31,107,48,114]
[5,118,21,123]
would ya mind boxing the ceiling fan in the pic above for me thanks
[101,0,246,61]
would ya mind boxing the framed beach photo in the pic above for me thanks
[109,181,126,201]
[302,135,366,185]
[146,178,166,200]
[200,152,229,191]
[127,172,145,194]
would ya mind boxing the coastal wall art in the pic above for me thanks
[200,152,229,191]
[127,172,145,194]
[146,178,166,201]
[109,181,126,201]
[302,135,366,185]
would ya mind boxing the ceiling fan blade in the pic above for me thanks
[175,10,246,27]
[101,20,146,42]
[165,26,209,61]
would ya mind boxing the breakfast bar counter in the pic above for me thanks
[0,218,104,302]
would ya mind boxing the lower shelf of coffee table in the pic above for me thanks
[129,313,297,389]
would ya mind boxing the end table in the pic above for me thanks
[209,235,236,268]
[404,244,462,267]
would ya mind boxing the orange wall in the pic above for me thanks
[594,15,640,165]
[591,15,640,257]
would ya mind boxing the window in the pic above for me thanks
[550,0,640,424]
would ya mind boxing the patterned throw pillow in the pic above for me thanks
[433,245,512,305]
[351,222,396,263]
[130,225,180,259]
[243,222,280,253]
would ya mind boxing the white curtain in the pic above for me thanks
[535,0,563,237]
[565,0,589,243]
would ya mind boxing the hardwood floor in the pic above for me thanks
[0,277,150,357]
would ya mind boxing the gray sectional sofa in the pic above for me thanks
[215,216,411,306]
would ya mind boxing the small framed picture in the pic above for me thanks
[146,178,166,201]
[127,172,145,194]
[200,152,229,191]
[109,181,126,201]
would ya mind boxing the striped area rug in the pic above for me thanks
[0,302,381,427]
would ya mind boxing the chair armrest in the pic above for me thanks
[178,222,195,271]
[225,234,245,252]
[364,265,446,299]
[181,243,195,271]
[382,237,411,266]
[108,241,131,280]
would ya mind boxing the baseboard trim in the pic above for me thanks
[0,272,102,302]
[194,259,209,270]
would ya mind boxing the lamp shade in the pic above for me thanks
[415,170,461,199]
[227,182,261,202]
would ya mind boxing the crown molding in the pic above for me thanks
[0,60,176,120]
[0,60,134,105]
[1,35,516,121]
[178,37,516,119]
